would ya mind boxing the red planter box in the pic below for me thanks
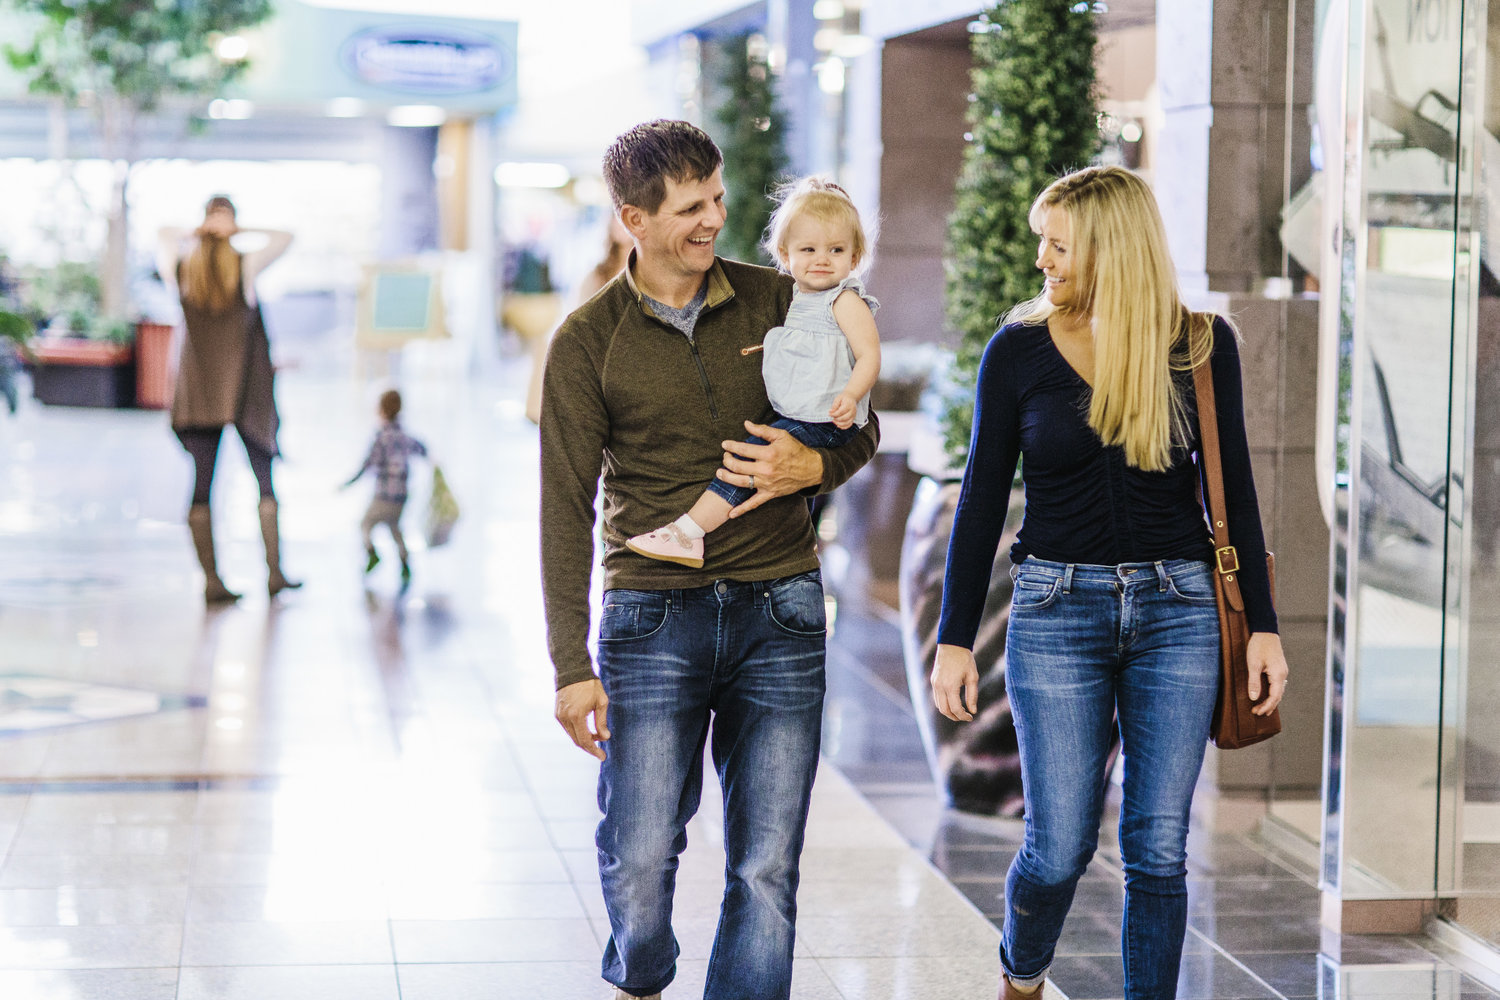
[31,338,136,408]
[134,322,174,409]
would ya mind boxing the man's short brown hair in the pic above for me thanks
[602,120,723,215]
[379,389,402,421]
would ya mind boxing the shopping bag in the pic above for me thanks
[424,465,460,547]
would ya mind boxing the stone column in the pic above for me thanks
[379,124,440,259]
[1156,0,1326,797]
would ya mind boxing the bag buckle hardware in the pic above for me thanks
[1215,545,1240,575]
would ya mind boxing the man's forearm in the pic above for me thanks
[811,410,880,494]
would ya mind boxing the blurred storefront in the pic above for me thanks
[632,0,1500,967]
[0,1,518,374]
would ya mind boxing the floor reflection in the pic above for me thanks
[819,571,1500,1000]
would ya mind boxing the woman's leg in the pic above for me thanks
[999,561,1121,985]
[176,428,236,602]
[177,427,223,507]
[1113,561,1220,1000]
[237,434,300,593]
[241,436,276,500]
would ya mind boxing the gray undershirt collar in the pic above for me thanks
[642,280,708,339]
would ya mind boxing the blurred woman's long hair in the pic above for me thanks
[179,197,241,313]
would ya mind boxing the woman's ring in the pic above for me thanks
[749,475,756,489]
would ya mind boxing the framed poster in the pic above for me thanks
[355,262,448,349]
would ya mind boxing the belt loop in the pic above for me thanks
[1154,560,1168,592]
[1062,564,1075,594]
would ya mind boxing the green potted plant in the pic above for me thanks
[5,0,273,405]
[23,259,138,407]
[5,0,273,321]
[898,0,1100,814]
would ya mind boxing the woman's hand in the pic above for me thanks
[198,214,237,239]
[1246,632,1289,715]
[931,643,980,722]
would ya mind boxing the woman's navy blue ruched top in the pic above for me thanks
[936,316,1278,649]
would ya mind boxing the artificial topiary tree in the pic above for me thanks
[899,0,1102,816]
[941,0,1101,463]
[707,31,789,266]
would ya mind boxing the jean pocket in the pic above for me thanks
[764,571,827,637]
[1167,568,1218,606]
[598,590,670,643]
[1010,574,1063,611]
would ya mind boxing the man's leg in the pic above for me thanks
[596,586,714,998]
[704,572,828,1000]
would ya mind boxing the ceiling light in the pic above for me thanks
[387,105,447,127]
[816,57,845,94]
[215,35,250,61]
[494,162,571,188]
[208,99,254,119]
[326,97,365,118]
[832,34,874,59]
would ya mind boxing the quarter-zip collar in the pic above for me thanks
[623,248,737,326]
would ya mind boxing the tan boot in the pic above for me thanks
[1001,974,1045,1000]
[187,504,239,604]
[258,498,303,596]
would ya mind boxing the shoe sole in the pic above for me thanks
[625,538,703,569]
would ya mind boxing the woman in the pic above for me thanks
[931,165,1288,1000]
[159,196,299,603]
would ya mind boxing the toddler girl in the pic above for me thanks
[628,176,881,567]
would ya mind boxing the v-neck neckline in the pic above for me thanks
[1043,319,1095,388]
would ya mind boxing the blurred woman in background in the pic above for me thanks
[158,195,299,603]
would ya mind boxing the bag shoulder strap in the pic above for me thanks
[1193,355,1247,611]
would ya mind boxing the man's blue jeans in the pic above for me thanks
[595,571,827,1000]
[1000,558,1220,1000]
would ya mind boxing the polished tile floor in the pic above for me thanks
[0,332,1496,999]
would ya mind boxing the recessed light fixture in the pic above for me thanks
[208,98,254,120]
[387,104,447,128]
[326,97,365,118]
[494,162,571,188]
[215,35,250,61]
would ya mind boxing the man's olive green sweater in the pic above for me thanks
[539,256,880,689]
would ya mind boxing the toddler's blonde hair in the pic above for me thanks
[762,176,870,271]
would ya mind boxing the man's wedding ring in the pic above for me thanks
[749,475,755,489]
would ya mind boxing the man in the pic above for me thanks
[540,120,879,1000]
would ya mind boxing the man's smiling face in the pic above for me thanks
[632,169,727,283]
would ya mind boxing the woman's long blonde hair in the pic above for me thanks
[179,196,241,313]
[1006,165,1217,472]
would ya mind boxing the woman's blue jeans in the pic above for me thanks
[1000,558,1220,1000]
[595,572,827,1000]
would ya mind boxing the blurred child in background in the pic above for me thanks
[346,388,427,587]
